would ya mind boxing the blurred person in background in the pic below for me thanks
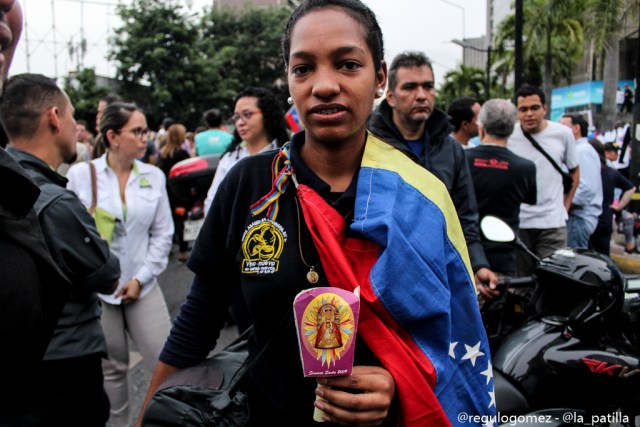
[194,108,233,156]
[157,123,192,262]
[203,86,290,216]
[92,94,124,160]
[588,138,636,256]
[448,96,481,149]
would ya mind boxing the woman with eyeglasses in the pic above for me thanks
[202,86,290,216]
[67,102,174,427]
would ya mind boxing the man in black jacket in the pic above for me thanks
[0,2,75,425]
[2,73,121,427]
[369,51,498,300]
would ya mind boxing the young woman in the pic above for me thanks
[67,103,174,427]
[157,123,192,262]
[202,86,290,215]
[139,1,493,426]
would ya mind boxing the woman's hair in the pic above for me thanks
[281,0,384,72]
[588,138,606,170]
[100,102,144,149]
[161,124,187,159]
[224,87,290,156]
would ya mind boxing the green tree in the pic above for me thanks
[63,67,109,133]
[583,0,639,130]
[109,0,202,127]
[494,0,585,107]
[196,5,291,118]
[438,64,486,109]
[108,2,291,129]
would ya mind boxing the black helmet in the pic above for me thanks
[532,248,624,335]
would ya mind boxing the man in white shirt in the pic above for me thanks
[560,114,603,249]
[508,85,579,276]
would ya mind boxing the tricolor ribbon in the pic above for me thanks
[250,144,294,220]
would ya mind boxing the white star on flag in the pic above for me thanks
[461,342,484,366]
[480,361,493,385]
[488,388,496,408]
[449,341,458,359]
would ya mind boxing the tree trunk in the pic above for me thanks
[543,27,553,117]
[543,52,553,117]
[601,40,620,131]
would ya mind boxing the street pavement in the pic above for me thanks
[107,245,238,426]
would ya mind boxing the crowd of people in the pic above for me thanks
[1,0,638,426]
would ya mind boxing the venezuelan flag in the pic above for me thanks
[296,133,495,426]
[285,105,304,133]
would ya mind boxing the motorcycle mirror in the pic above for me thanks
[480,215,541,264]
[480,216,515,243]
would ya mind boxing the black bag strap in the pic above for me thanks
[232,307,292,390]
[521,125,569,179]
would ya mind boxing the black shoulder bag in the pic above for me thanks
[521,126,574,194]
[141,326,254,427]
[142,311,291,427]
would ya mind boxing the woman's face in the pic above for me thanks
[287,7,386,148]
[111,110,148,160]
[233,96,266,145]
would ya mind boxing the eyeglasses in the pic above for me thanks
[120,127,149,137]
[230,110,260,124]
[517,105,543,113]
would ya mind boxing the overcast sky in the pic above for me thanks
[10,0,487,86]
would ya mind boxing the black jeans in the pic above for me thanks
[41,354,110,427]
[589,226,611,256]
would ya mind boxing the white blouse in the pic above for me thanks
[66,154,174,305]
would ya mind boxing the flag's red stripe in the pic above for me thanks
[296,184,451,425]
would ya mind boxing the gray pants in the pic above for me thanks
[101,285,171,427]
[517,227,567,277]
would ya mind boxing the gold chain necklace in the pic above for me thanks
[293,194,354,284]
[294,196,320,284]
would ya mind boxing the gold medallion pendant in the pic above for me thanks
[306,267,319,284]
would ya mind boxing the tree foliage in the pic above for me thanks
[196,5,291,118]
[107,1,290,129]
[63,67,108,133]
[109,0,200,126]
[493,0,585,105]
[438,65,486,109]
[583,0,639,130]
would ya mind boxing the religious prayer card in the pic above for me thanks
[293,287,360,378]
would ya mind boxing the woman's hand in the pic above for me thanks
[115,278,142,304]
[314,365,395,426]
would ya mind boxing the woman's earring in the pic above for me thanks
[287,96,293,105]
[114,143,119,149]
[376,88,384,98]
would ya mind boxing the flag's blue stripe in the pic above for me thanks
[351,133,496,425]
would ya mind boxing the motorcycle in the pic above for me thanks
[480,215,640,426]
[167,154,220,243]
